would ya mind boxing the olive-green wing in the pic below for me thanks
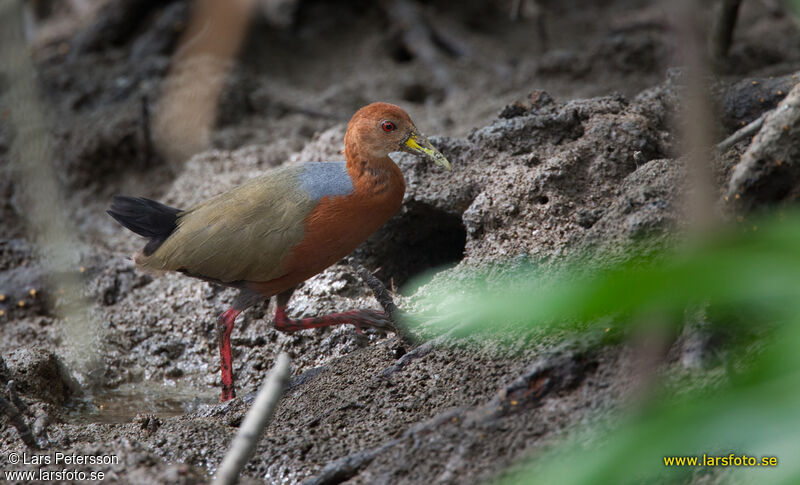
[136,166,316,283]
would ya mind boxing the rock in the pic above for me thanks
[0,259,50,320]
[88,255,152,306]
[3,348,80,406]
[54,96,155,190]
[129,2,190,62]
[69,0,182,57]
[715,72,798,134]
[0,354,9,385]
[3,2,800,482]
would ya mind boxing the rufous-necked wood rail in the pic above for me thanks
[108,102,451,401]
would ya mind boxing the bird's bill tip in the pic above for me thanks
[401,131,452,170]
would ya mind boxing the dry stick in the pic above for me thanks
[716,111,768,153]
[0,395,37,449]
[213,353,291,485]
[674,0,718,230]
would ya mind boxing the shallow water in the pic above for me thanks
[63,381,217,424]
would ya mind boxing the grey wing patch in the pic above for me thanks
[299,162,354,201]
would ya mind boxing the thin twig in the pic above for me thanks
[0,395,38,449]
[716,111,768,153]
[213,353,291,485]
[674,0,719,229]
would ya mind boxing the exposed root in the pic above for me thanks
[716,110,767,153]
[302,350,596,483]
[300,441,399,485]
[0,381,38,449]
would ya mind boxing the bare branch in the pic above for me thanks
[213,353,291,485]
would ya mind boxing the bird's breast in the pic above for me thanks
[273,167,403,284]
[245,159,404,296]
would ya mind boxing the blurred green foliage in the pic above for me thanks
[410,210,800,484]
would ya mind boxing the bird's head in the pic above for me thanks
[345,102,451,169]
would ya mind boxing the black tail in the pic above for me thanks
[107,196,182,256]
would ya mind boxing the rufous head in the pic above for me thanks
[345,102,451,169]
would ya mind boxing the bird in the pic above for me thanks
[107,102,451,401]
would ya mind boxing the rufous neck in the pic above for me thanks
[345,143,389,175]
[344,143,405,197]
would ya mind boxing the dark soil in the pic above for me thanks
[1,0,799,483]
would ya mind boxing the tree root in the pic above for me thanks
[716,110,767,153]
[0,381,39,449]
[302,349,596,484]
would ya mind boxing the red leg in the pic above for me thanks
[273,305,392,333]
[217,308,241,402]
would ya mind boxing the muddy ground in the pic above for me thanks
[1,0,800,483]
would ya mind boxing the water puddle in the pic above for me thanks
[63,381,217,424]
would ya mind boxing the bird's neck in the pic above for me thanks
[345,147,405,199]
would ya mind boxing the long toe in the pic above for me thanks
[357,309,394,330]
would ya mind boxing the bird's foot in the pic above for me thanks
[273,307,393,334]
[350,309,393,331]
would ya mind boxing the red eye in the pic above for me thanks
[381,120,396,132]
